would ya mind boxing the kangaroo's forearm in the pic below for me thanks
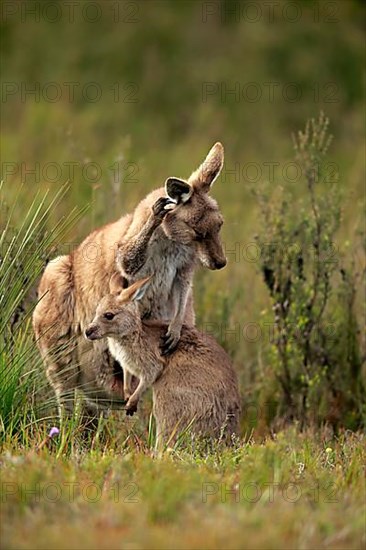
[176,285,191,323]
[162,273,193,355]
[123,370,133,398]
[171,271,193,327]
[126,360,164,405]
[118,214,159,276]
[128,378,149,404]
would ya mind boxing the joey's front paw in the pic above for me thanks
[152,197,176,222]
[123,390,132,402]
[125,398,138,416]
[160,325,181,356]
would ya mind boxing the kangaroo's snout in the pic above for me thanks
[213,257,227,270]
[85,325,99,340]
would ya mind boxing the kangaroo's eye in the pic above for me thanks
[104,312,115,321]
[195,231,205,241]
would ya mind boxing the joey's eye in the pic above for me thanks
[104,312,115,321]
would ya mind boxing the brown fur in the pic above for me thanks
[85,277,240,446]
[33,143,227,415]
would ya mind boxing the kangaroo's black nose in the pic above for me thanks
[214,258,227,270]
[85,326,95,339]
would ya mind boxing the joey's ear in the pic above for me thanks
[109,272,128,295]
[188,142,224,193]
[119,276,152,303]
[165,177,193,204]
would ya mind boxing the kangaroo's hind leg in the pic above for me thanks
[33,255,80,417]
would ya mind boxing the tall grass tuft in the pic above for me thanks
[0,182,85,441]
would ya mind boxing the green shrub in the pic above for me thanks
[255,113,365,430]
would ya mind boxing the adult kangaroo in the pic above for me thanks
[33,143,227,416]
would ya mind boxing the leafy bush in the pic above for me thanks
[255,113,365,430]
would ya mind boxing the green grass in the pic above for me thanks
[0,183,85,439]
[0,426,364,550]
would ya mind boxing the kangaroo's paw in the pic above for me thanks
[124,391,132,402]
[160,326,180,356]
[125,398,138,416]
[152,197,175,222]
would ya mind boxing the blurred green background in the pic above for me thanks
[1,0,365,399]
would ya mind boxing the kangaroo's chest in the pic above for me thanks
[130,235,195,321]
[149,233,193,268]
[108,339,140,377]
[149,237,190,278]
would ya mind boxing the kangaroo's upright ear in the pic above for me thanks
[188,142,224,193]
[165,177,193,204]
[109,272,128,295]
[119,276,152,303]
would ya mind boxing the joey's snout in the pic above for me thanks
[85,324,100,341]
